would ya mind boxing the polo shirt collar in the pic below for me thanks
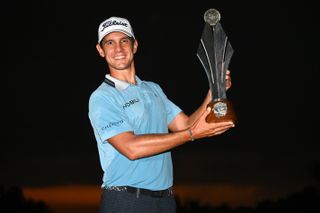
[105,74,142,91]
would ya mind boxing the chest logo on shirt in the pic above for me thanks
[123,98,140,110]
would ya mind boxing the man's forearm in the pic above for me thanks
[109,106,234,160]
[109,130,192,160]
[187,90,211,126]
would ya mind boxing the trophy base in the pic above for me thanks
[206,99,236,124]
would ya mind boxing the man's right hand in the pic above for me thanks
[189,106,235,140]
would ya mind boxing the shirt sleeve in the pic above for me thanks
[153,83,182,125]
[88,92,134,142]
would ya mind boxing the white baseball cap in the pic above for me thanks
[98,16,135,44]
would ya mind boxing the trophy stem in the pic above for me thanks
[206,99,236,124]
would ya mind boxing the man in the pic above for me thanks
[88,16,234,213]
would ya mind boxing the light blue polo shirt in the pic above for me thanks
[88,74,182,190]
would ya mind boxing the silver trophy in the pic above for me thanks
[197,8,236,123]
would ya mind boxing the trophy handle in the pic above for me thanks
[206,99,237,124]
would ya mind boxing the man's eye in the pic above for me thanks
[104,41,113,46]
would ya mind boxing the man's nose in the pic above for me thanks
[115,43,124,52]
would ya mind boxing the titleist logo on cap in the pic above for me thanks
[101,20,128,32]
[98,16,135,43]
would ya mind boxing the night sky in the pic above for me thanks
[3,0,320,208]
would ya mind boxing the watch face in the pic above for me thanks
[204,8,221,26]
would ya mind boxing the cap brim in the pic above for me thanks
[99,29,134,43]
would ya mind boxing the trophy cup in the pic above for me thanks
[197,8,236,123]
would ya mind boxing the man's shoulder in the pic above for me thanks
[142,79,162,90]
[89,82,117,102]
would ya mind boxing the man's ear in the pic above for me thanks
[96,44,105,57]
[133,40,138,54]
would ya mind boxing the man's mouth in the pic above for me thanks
[114,55,125,60]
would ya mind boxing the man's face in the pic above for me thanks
[97,32,138,71]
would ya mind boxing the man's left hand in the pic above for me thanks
[226,70,232,90]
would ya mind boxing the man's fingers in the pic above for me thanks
[213,121,234,128]
[207,129,228,137]
[207,125,233,137]
[204,106,212,116]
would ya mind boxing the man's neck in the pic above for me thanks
[109,66,136,85]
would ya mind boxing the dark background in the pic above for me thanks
[3,0,320,207]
